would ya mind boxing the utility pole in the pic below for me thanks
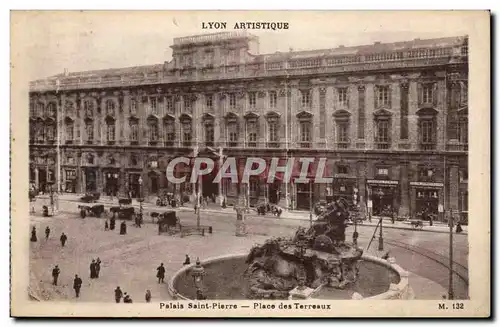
[448,209,454,299]
[309,180,313,227]
[378,217,384,251]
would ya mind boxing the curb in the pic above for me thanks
[38,197,467,235]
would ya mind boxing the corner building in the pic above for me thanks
[29,31,469,222]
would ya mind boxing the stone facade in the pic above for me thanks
[29,32,469,222]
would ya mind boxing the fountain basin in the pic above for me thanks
[168,254,412,300]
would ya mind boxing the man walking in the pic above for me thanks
[156,263,166,284]
[60,232,67,247]
[183,254,191,266]
[45,226,50,240]
[73,274,82,298]
[95,258,102,278]
[114,286,123,303]
[90,259,97,279]
[51,265,60,286]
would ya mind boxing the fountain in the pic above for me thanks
[170,199,412,300]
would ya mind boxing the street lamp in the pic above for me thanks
[191,258,206,299]
[353,188,359,246]
[138,176,143,217]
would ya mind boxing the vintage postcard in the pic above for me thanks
[10,10,490,317]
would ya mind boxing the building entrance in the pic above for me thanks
[415,188,439,220]
[371,186,396,216]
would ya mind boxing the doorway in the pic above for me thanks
[371,186,395,216]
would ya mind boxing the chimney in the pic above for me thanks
[63,68,69,76]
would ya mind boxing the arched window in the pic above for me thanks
[297,111,313,148]
[84,100,94,117]
[106,99,116,116]
[130,121,139,142]
[65,101,74,116]
[417,108,438,151]
[65,119,74,142]
[374,109,392,150]
[333,110,351,149]
[149,122,159,143]
[46,102,56,117]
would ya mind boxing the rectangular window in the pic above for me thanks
[337,88,349,108]
[376,85,390,107]
[130,99,137,115]
[65,124,74,140]
[182,122,192,142]
[269,91,277,108]
[337,165,348,175]
[229,93,237,109]
[166,97,174,114]
[106,124,115,142]
[247,121,257,146]
[249,178,259,196]
[229,49,237,63]
[206,94,213,110]
[184,96,192,113]
[165,122,175,141]
[86,123,94,141]
[228,123,238,143]
[130,124,138,141]
[459,119,468,144]
[150,97,158,115]
[421,120,434,144]
[300,121,311,142]
[46,125,55,141]
[422,84,434,104]
[205,124,214,144]
[337,122,349,143]
[268,121,279,142]
[248,92,256,109]
[150,124,159,141]
[301,90,311,108]
[376,120,390,143]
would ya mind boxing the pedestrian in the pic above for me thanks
[114,286,123,303]
[183,254,191,266]
[382,251,391,260]
[51,265,60,286]
[156,263,166,283]
[145,290,152,303]
[30,226,37,242]
[90,259,97,279]
[95,258,101,278]
[60,232,67,247]
[105,220,109,231]
[45,226,50,240]
[73,274,82,298]
[110,217,116,231]
[123,292,133,303]
[196,289,206,300]
[120,221,127,235]
[456,222,463,234]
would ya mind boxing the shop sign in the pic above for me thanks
[367,179,399,185]
[410,181,444,187]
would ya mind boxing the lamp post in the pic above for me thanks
[138,176,143,217]
[353,188,359,246]
[191,258,206,299]
[448,209,454,300]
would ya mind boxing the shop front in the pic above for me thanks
[332,177,358,205]
[103,169,120,196]
[367,179,399,217]
[64,169,77,193]
[409,181,444,221]
[83,167,97,193]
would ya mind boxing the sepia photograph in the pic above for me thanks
[10,10,490,317]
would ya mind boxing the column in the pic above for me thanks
[357,160,367,205]
[34,168,39,190]
[119,167,126,196]
[81,168,86,193]
[398,163,410,217]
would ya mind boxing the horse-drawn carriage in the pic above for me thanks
[80,192,101,203]
[78,204,105,218]
[157,211,180,234]
[109,206,136,220]
[255,202,283,217]
[118,198,132,206]
[410,220,424,229]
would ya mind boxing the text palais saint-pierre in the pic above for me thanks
[202,21,289,30]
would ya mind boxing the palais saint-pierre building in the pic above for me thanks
[29,31,469,222]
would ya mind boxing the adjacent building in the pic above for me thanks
[29,31,469,221]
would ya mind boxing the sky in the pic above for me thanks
[11,11,473,81]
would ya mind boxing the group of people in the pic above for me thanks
[50,265,83,298]
[89,258,102,279]
[104,217,128,235]
[30,226,68,247]
[114,287,152,303]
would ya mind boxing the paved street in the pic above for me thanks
[29,198,469,302]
